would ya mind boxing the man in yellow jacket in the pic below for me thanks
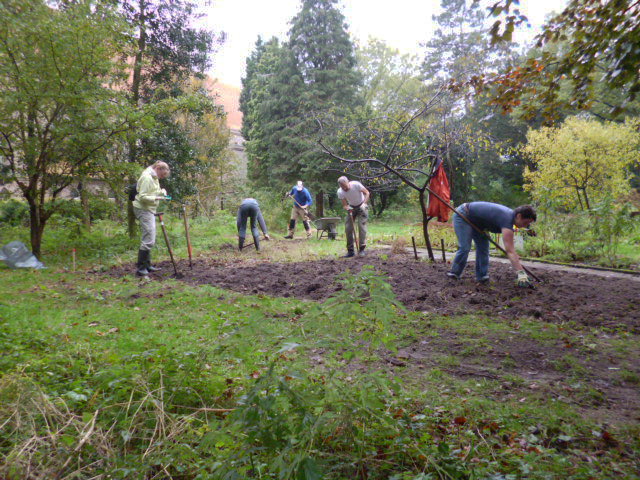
[132,161,170,276]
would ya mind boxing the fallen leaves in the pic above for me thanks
[454,416,467,426]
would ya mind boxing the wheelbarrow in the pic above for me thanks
[314,217,340,240]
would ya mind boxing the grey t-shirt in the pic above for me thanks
[466,202,515,233]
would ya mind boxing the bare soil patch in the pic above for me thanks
[107,252,640,423]
[115,253,640,332]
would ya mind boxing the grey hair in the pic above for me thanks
[337,176,349,185]
[153,161,170,170]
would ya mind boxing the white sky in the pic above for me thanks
[198,0,567,87]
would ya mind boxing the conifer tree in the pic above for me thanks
[241,0,361,190]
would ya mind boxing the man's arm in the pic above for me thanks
[257,208,269,237]
[361,186,370,205]
[137,175,163,205]
[341,198,350,210]
[501,228,524,271]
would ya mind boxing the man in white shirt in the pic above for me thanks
[337,176,370,257]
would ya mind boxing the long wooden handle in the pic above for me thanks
[158,214,179,276]
[349,210,359,251]
[291,195,315,220]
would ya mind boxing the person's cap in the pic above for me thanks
[296,181,303,191]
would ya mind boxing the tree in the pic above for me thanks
[119,0,220,236]
[320,88,452,260]
[160,79,231,201]
[423,0,503,84]
[523,116,640,211]
[473,0,640,120]
[241,0,361,192]
[0,0,133,257]
[418,0,529,205]
[241,38,301,185]
[288,0,360,109]
[239,36,266,142]
[356,38,423,114]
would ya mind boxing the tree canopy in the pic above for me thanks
[0,0,134,256]
[240,0,361,192]
[523,116,640,211]
[475,0,640,120]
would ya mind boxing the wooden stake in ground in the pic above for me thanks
[182,205,193,269]
[411,236,418,260]
[441,239,446,263]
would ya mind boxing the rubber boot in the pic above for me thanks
[136,249,150,276]
[358,245,366,257]
[147,250,161,272]
[253,234,260,251]
[303,221,311,238]
[284,219,296,239]
[342,250,355,258]
[238,236,245,251]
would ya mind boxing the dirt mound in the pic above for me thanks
[113,254,640,332]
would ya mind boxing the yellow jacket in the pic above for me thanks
[132,167,164,213]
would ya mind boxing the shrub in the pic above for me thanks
[0,200,29,227]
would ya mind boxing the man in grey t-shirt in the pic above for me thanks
[337,176,370,257]
[447,202,536,287]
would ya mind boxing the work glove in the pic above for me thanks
[516,270,533,288]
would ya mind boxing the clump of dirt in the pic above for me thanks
[110,254,640,332]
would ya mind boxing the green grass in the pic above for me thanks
[1,218,639,479]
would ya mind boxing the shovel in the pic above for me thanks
[424,188,541,284]
[348,209,359,252]
[155,212,181,277]
[288,194,316,220]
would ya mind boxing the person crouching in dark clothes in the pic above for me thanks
[237,198,270,251]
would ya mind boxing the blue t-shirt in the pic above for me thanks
[289,187,312,207]
[466,202,515,233]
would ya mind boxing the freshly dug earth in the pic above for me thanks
[108,252,640,422]
[141,253,639,332]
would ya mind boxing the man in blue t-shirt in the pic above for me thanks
[284,181,313,239]
[447,202,536,287]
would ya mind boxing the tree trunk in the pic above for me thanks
[379,192,390,217]
[28,200,44,259]
[583,188,591,210]
[418,190,435,261]
[369,192,377,216]
[127,0,147,238]
[78,180,91,229]
[316,189,324,218]
[575,187,584,210]
[127,175,137,238]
